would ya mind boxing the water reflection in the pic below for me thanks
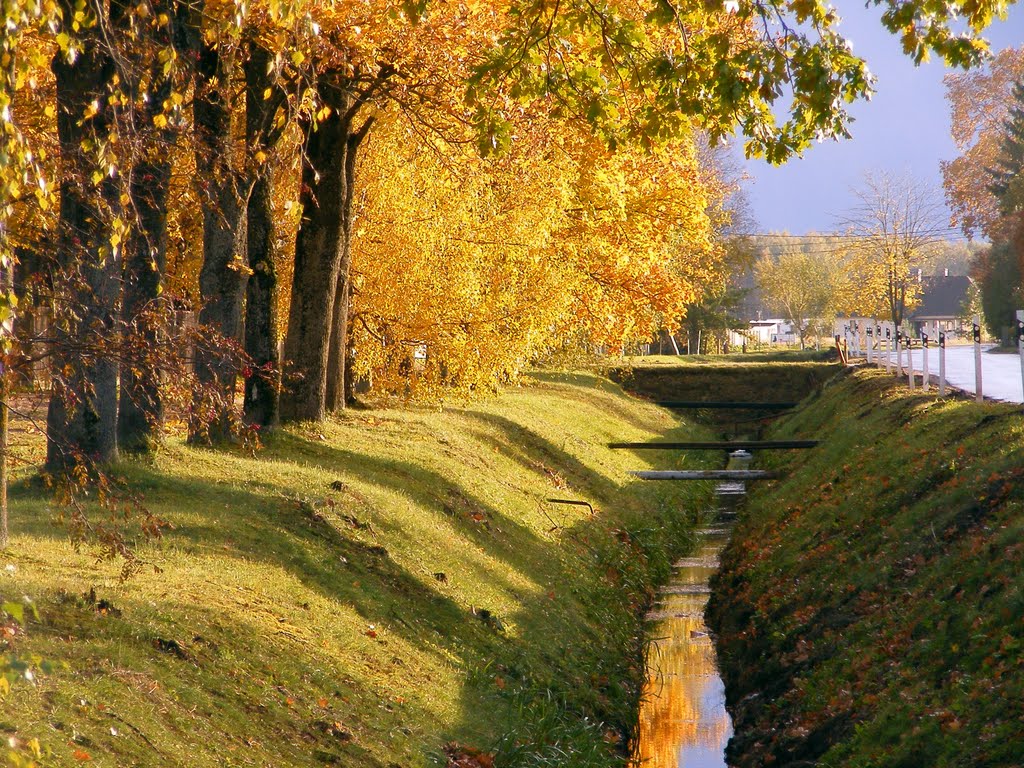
[634,534,733,768]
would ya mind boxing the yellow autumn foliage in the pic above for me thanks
[349,113,726,398]
[3,0,736,406]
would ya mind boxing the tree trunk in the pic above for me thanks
[12,247,40,388]
[47,13,121,470]
[325,259,357,410]
[324,267,348,413]
[191,36,247,441]
[343,322,357,404]
[119,157,170,451]
[325,119,368,414]
[281,66,384,424]
[281,80,355,423]
[118,0,184,451]
[242,43,282,428]
[0,296,10,548]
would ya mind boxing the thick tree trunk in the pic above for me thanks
[281,66,385,424]
[119,154,170,451]
[281,82,355,424]
[118,0,183,451]
[46,12,121,470]
[191,38,247,441]
[242,43,281,428]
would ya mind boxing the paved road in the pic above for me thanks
[859,344,1024,404]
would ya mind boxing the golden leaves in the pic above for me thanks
[348,110,724,395]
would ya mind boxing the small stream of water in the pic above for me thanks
[634,456,748,767]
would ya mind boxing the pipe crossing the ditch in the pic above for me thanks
[629,469,778,481]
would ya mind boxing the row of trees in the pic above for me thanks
[0,1,734,476]
[0,0,1012,481]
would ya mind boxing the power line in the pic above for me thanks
[740,227,972,240]
[731,229,977,258]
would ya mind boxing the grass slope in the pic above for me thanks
[708,367,1024,767]
[609,357,840,436]
[1,372,717,768]
[610,359,837,404]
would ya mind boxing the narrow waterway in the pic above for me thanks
[634,457,748,767]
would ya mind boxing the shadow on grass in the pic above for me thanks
[32,590,427,768]
[5,381,717,767]
[524,371,678,433]
[440,445,714,762]
[456,412,622,502]
[120,468,541,662]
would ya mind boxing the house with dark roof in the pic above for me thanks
[909,273,973,336]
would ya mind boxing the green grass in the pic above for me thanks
[708,367,1024,767]
[617,348,838,366]
[606,360,841,437]
[0,371,719,767]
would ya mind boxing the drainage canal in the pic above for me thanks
[634,451,750,767]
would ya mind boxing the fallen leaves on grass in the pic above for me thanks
[444,743,494,768]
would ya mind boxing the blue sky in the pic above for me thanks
[744,1,1022,235]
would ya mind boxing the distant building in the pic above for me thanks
[908,273,973,337]
[729,319,798,347]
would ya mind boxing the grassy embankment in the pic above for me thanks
[612,356,836,402]
[623,349,837,367]
[0,371,724,768]
[610,357,839,436]
[708,366,1024,767]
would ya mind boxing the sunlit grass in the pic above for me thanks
[1,371,717,767]
[618,348,837,366]
[709,367,1024,766]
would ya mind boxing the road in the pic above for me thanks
[859,344,1024,404]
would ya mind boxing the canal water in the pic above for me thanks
[634,458,748,767]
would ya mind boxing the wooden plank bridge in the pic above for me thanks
[609,440,818,450]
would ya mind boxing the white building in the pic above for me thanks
[729,319,798,347]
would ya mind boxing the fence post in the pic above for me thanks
[973,315,983,403]
[835,334,846,364]
[906,331,915,389]
[921,330,929,392]
[1016,310,1024,404]
[939,330,946,398]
